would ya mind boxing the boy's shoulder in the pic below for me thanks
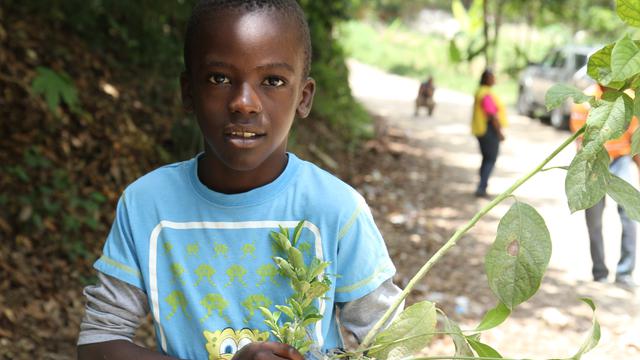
[293,154,366,206]
[124,157,193,197]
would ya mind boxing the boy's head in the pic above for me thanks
[180,0,316,187]
[183,0,312,77]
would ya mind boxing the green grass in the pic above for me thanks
[338,20,574,106]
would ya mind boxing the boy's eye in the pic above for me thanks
[262,77,285,87]
[209,74,230,85]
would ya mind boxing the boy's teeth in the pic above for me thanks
[231,131,256,138]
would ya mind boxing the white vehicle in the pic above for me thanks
[517,45,598,129]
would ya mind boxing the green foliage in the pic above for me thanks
[617,0,640,27]
[474,302,510,332]
[369,301,436,360]
[301,0,373,143]
[565,146,611,212]
[262,222,331,356]
[439,312,473,357]
[607,174,640,222]
[545,84,594,111]
[31,67,81,115]
[484,201,551,310]
[570,299,601,360]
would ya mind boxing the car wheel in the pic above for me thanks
[517,87,531,116]
[550,108,568,129]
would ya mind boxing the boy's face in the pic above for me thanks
[182,9,315,178]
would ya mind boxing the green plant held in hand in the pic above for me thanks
[260,222,331,356]
[264,2,640,359]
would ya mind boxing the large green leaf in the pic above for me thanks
[617,0,640,27]
[441,312,474,357]
[475,302,511,332]
[370,301,436,360]
[587,44,625,89]
[565,145,611,212]
[545,84,593,111]
[485,202,551,310]
[607,174,640,222]
[611,35,640,82]
[571,298,601,359]
[585,97,628,144]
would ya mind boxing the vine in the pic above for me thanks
[265,2,640,359]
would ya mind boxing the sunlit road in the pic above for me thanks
[348,59,640,358]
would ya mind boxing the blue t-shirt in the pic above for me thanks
[95,153,396,360]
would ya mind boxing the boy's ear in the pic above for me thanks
[180,71,194,113]
[296,77,316,119]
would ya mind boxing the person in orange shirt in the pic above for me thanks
[570,84,640,288]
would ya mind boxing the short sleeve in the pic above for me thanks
[334,197,396,303]
[94,192,145,290]
[481,94,498,116]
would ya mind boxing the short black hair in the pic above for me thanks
[183,0,312,77]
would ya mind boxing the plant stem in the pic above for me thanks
[357,126,585,351]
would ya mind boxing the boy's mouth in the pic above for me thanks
[225,129,266,147]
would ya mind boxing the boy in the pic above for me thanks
[77,1,401,359]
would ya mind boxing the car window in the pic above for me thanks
[574,54,587,71]
[552,52,566,68]
[542,51,558,67]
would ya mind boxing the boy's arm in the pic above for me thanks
[77,272,179,359]
[78,340,180,360]
[337,278,404,343]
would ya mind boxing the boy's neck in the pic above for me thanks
[197,152,289,194]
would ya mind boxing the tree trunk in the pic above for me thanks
[482,0,490,68]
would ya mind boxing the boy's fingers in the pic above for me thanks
[263,342,304,360]
[233,342,303,360]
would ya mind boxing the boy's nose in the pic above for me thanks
[228,82,262,114]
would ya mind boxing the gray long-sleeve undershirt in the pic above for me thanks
[78,272,403,347]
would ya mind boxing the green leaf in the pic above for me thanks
[270,231,291,252]
[292,220,305,247]
[275,305,296,321]
[466,337,503,358]
[601,89,624,102]
[571,298,601,359]
[632,127,640,156]
[31,66,80,114]
[274,257,296,278]
[301,314,323,327]
[440,311,474,357]
[475,302,511,332]
[451,0,469,30]
[545,84,593,111]
[288,246,306,270]
[611,35,640,82]
[617,0,640,27]
[449,39,462,63]
[565,146,611,212]
[585,97,628,144]
[607,174,640,222]
[484,202,551,310]
[587,44,626,89]
[370,301,436,360]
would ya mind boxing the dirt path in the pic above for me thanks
[347,60,640,359]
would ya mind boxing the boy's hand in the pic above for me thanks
[232,342,304,360]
